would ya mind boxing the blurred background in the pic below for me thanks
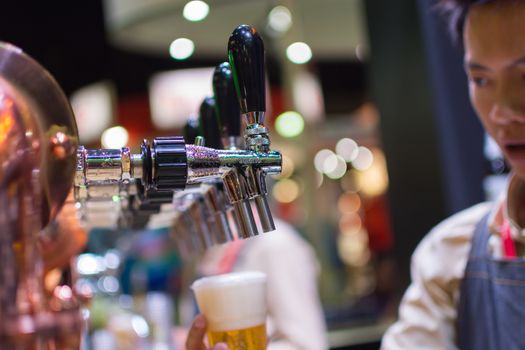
[1,0,506,349]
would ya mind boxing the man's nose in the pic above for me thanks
[490,81,525,124]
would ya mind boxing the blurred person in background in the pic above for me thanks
[186,217,327,350]
[382,0,525,349]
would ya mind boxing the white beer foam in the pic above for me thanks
[192,271,267,332]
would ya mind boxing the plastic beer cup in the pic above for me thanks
[191,271,267,350]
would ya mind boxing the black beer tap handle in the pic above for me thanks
[199,96,223,149]
[227,24,265,115]
[213,62,241,138]
[183,117,200,144]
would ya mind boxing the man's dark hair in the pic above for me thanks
[437,0,494,43]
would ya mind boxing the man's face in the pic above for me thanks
[464,2,525,179]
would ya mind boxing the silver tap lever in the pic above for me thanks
[181,210,205,253]
[245,166,275,232]
[202,184,234,243]
[172,195,201,254]
[222,169,258,238]
[174,193,210,253]
[189,197,215,248]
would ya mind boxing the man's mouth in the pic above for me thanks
[504,142,525,162]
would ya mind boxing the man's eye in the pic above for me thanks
[470,76,489,87]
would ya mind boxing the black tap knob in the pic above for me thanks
[183,117,200,144]
[213,62,241,137]
[151,136,187,191]
[199,96,223,149]
[228,24,265,115]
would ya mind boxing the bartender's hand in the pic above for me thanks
[186,314,229,350]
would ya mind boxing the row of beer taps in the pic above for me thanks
[74,24,282,256]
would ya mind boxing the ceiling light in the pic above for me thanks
[101,126,128,149]
[169,38,194,60]
[286,42,312,64]
[183,1,209,22]
[268,6,292,33]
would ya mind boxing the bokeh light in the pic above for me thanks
[268,6,292,33]
[338,192,361,214]
[337,230,370,267]
[336,138,359,162]
[101,126,128,149]
[169,38,195,60]
[104,250,121,270]
[354,149,389,196]
[275,111,305,138]
[272,179,300,203]
[324,154,347,179]
[337,229,370,267]
[339,213,362,236]
[352,146,374,170]
[77,254,104,275]
[314,149,334,173]
[183,1,209,22]
[131,315,150,338]
[286,42,312,64]
[98,276,119,294]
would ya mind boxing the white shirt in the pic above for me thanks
[382,174,525,349]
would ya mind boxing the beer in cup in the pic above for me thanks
[191,271,267,350]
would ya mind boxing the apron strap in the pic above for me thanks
[469,213,491,259]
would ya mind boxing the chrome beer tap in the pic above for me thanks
[212,61,259,238]
[197,97,237,242]
[171,100,236,251]
[228,25,276,232]
[74,25,282,243]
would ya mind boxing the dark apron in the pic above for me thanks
[457,214,525,349]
